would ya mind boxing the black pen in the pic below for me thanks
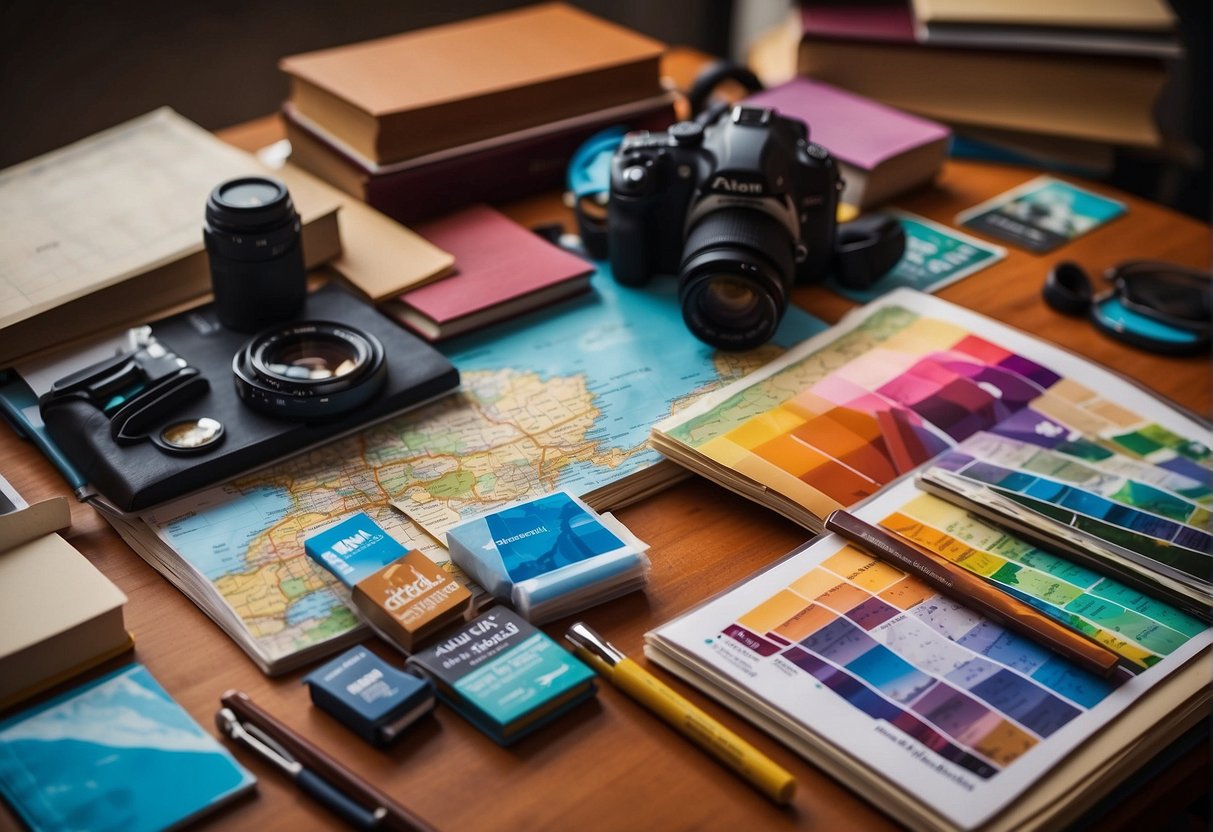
[217,690,436,831]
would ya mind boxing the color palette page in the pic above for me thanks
[654,289,1211,532]
[922,426,1212,608]
[648,478,1211,831]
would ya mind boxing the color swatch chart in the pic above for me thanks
[928,427,1212,591]
[722,491,1203,779]
[675,303,1211,527]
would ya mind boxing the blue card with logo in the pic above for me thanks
[304,511,408,588]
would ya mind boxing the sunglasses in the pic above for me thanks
[1044,260,1211,355]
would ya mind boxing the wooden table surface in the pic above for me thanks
[2,119,1209,832]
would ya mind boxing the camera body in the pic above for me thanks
[40,283,460,511]
[39,175,462,511]
[607,106,842,349]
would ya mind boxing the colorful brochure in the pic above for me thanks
[647,478,1211,832]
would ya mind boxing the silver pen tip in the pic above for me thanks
[565,621,625,666]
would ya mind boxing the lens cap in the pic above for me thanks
[206,176,293,231]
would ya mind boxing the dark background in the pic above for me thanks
[0,1,731,167]
[1,0,1207,220]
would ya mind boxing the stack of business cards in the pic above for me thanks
[406,607,596,745]
[446,490,649,623]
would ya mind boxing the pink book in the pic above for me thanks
[383,204,593,340]
[745,77,950,208]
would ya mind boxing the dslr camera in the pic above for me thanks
[608,105,841,350]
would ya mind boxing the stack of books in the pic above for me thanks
[0,480,131,710]
[279,3,675,224]
[792,0,1181,176]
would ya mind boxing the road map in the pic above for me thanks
[141,268,825,669]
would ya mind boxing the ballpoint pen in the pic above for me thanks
[824,509,1128,680]
[216,690,436,832]
[564,622,796,805]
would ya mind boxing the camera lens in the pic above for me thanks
[261,333,361,380]
[233,322,387,421]
[679,208,795,350]
[204,176,307,332]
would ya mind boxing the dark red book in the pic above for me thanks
[283,94,675,225]
[800,3,916,42]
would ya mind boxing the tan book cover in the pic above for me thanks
[280,3,665,163]
[353,550,471,652]
[911,0,1176,31]
[797,40,1166,147]
[0,495,132,709]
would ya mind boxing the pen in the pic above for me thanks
[217,690,436,832]
[564,622,796,805]
[823,510,1126,680]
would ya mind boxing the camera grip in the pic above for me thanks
[606,201,653,286]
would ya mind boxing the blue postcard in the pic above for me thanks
[446,491,650,621]
[0,663,255,832]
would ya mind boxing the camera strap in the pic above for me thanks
[565,127,626,260]
[832,214,907,291]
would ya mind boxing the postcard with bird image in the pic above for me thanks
[957,176,1126,253]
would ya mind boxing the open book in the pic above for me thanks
[652,290,1211,545]
[646,477,1211,832]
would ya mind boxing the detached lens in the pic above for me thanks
[262,332,362,380]
[679,208,795,350]
[204,175,306,332]
[1111,261,1211,333]
[233,322,387,421]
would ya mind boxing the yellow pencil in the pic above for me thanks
[565,622,796,805]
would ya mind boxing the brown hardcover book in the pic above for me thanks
[279,3,665,165]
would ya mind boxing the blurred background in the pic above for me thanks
[1,0,1207,220]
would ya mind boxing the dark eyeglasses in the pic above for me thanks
[1043,260,1211,355]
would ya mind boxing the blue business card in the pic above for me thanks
[304,512,407,588]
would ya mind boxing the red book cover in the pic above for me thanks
[800,3,917,43]
[383,205,594,340]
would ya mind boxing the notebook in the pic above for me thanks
[0,663,255,832]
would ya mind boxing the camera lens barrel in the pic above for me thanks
[233,321,387,421]
[679,208,796,350]
[204,176,307,332]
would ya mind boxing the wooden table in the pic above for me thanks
[2,123,1209,832]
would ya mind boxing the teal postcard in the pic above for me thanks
[0,664,255,832]
[956,175,1126,253]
